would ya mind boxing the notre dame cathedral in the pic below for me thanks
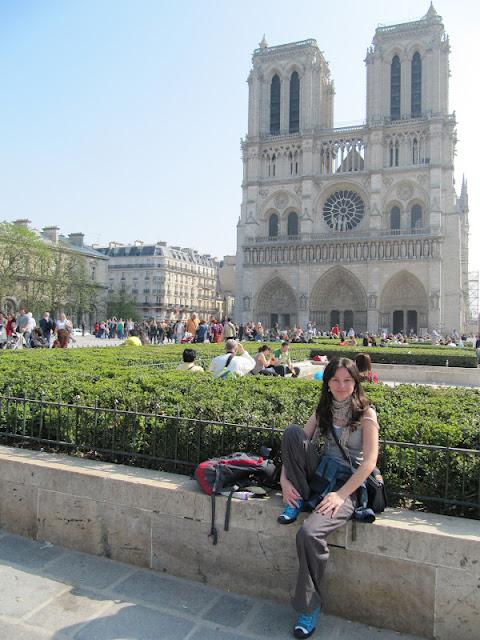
[235,4,469,335]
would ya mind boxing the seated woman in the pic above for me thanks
[252,344,278,376]
[278,358,379,638]
[53,328,70,348]
[30,328,49,348]
[354,353,379,384]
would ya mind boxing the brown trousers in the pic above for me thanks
[281,425,356,612]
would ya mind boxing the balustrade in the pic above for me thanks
[243,235,440,266]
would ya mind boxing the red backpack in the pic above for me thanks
[195,452,276,544]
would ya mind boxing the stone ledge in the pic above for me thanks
[0,445,478,639]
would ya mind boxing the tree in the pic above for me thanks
[0,222,50,315]
[106,289,139,321]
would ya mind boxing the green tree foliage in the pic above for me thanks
[0,222,100,319]
[106,289,140,321]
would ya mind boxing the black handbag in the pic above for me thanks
[330,424,387,514]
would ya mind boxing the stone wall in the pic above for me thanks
[0,445,478,639]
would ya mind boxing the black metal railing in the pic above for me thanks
[0,393,478,519]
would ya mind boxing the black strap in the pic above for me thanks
[225,353,234,369]
[330,424,353,469]
[224,486,235,532]
[210,494,218,545]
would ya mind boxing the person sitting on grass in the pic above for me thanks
[122,329,142,347]
[273,341,300,378]
[176,348,204,373]
[252,344,278,376]
[354,353,379,384]
[209,339,255,378]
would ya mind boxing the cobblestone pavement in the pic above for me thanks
[0,530,423,640]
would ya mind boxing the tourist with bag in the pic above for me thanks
[277,357,383,639]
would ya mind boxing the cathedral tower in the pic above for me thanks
[235,5,468,335]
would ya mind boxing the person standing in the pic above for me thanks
[222,317,236,341]
[39,312,55,346]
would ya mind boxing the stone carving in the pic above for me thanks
[368,293,377,309]
[274,194,289,209]
[243,296,250,311]
[383,176,393,187]
[429,292,440,310]
[294,185,302,195]
[246,211,258,224]
[397,182,414,201]
[259,188,269,198]
[417,174,428,185]
[299,294,308,310]
[301,207,313,221]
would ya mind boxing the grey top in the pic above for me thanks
[321,422,364,469]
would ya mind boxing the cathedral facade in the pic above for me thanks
[235,5,469,335]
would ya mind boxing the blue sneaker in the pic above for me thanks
[293,607,320,639]
[277,499,304,524]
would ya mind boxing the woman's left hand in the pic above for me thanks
[315,492,345,518]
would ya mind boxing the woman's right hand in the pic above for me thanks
[280,477,302,507]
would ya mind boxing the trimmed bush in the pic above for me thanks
[310,346,476,367]
[0,346,478,517]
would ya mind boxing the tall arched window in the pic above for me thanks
[411,52,422,118]
[287,211,299,236]
[289,71,300,133]
[411,204,422,229]
[270,75,281,134]
[390,55,401,121]
[268,213,279,237]
[412,137,419,164]
[390,206,401,231]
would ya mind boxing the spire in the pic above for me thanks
[259,34,268,49]
[425,3,439,20]
[458,175,469,214]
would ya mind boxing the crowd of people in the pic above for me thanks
[2,309,479,364]
[0,310,76,349]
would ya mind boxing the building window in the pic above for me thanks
[411,204,422,229]
[412,137,419,164]
[411,52,422,118]
[287,211,299,236]
[323,190,365,231]
[390,55,401,121]
[289,71,300,133]
[268,213,279,237]
[390,206,401,230]
[270,74,281,134]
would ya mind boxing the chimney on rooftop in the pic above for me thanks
[13,219,31,229]
[68,232,84,247]
[42,226,60,244]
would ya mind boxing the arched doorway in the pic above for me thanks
[380,271,428,334]
[310,267,367,332]
[255,277,298,329]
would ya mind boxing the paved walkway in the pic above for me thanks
[0,530,423,640]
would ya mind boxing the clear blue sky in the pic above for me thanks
[0,0,478,272]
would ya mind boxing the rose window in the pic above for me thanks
[323,190,365,231]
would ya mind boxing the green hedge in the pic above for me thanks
[0,347,478,517]
[310,346,476,367]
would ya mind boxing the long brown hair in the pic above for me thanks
[315,357,370,436]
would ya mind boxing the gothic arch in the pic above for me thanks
[309,267,367,331]
[379,271,428,333]
[255,277,298,329]
[262,190,301,219]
